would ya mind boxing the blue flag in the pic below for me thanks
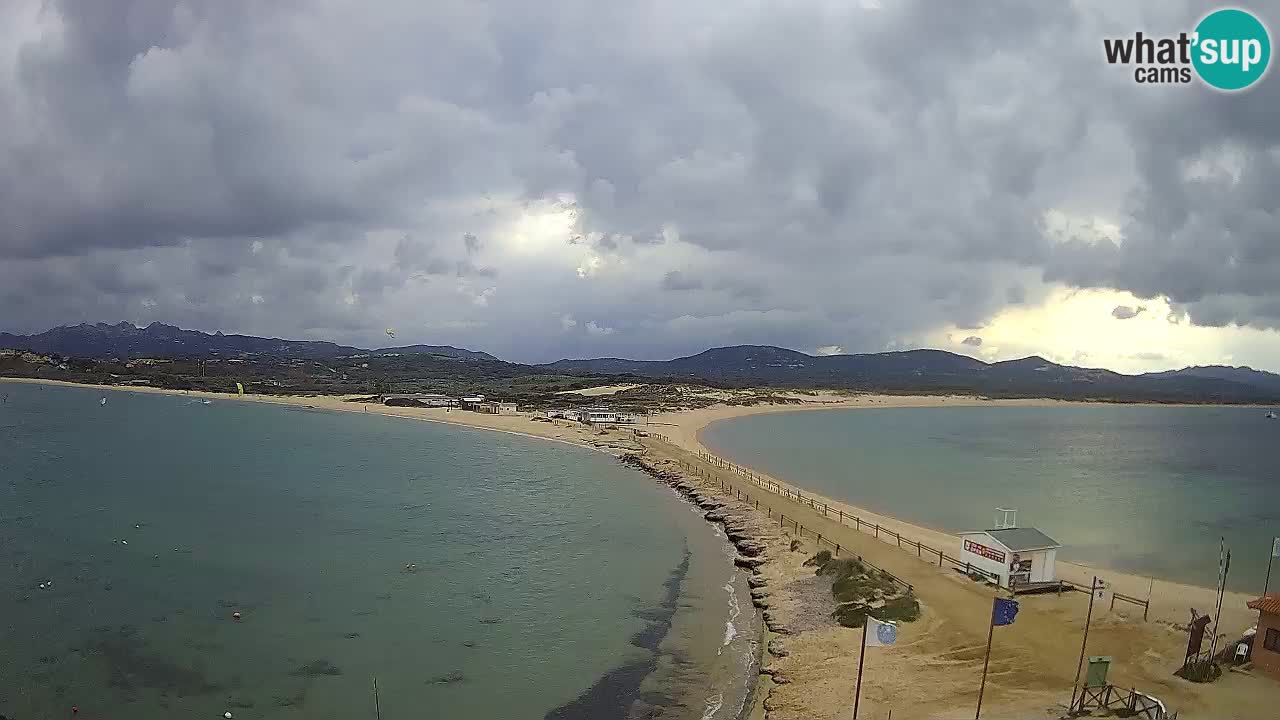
[993,597,1019,626]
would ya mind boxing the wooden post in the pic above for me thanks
[853,620,869,719]
[975,598,997,719]
[1069,577,1099,713]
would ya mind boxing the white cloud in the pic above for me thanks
[585,320,615,336]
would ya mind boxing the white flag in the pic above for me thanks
[865,616,898,647]
[1272,537,1280,558]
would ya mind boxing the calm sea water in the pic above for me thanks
[0,382,755,720]
[703,405,1280,593]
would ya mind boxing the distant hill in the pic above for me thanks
[6,323,1280,404]
[1142,365,1280,394]
[0,322,362,359]
[374,344,498,361]
[0,322,494,362]
[545,345,1280,403]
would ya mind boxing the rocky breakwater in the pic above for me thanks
[619,452,816,714]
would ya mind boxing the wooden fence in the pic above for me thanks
[670,456,915,594]
[648,436,1153,620]
[677,445,1000,584]
[1057,579,1151,621]
[1073,684,1175,719]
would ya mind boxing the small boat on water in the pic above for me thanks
[1267,411,1278,419]
[201,399,213,405]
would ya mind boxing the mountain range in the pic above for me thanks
[4,322,1280,403]
[546,345,1280,402]
[0,322,493,362]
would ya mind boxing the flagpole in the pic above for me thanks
[1209,549,1231,662]
[853,620,868,720]
[975,596,997,719]
[1069,576,1098,713]
[1264,538,1276,598]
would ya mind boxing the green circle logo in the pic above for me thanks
[1192,8,1271,91]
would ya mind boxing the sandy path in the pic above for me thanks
[555,383,643,396]
[648,396,1260,634]
[646,440,1276,720]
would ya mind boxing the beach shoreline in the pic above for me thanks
[644,398,1260,635]
[4,375,1261,629]
[8,376,1278,716]
[1,375,763,720]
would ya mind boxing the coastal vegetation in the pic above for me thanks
[807,551,921,628]
[7,321,1280,405]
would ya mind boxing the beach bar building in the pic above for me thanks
[959,511,1061,590]
[380,393,458,407]
[1246,595,1280,680]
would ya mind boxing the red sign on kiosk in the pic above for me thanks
[964,538,1006,564]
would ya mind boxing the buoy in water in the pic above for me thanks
[225,712,234,719]
[72,706,79,714]
[232,611,242,621]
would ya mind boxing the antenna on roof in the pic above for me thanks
[995,508,1017,530]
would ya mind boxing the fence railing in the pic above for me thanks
[671,456,916,594]
[645,436,1154,619]
[675,446,1000,585]
[1073,684,1174,719]
[1058,579,1151,621]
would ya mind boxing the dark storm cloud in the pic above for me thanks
[661,271,703,292]
[1,0,1278,361]
[1041,0,1280,330]
[1111,305,1147,320]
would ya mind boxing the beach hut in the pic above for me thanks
[959,512,1060,590]
[1245,595,1280,679]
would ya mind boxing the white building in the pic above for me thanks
[577,407,636,424]
[381,393,458,407]
[958,526,1061,590]
[474,401,518,415]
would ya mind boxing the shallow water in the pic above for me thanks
[0,382,754,719]
[703,404,1280,592]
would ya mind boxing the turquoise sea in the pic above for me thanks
[0,382,756,720]
[703,405,1280,593]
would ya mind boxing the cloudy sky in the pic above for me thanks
[2,0,1278,371]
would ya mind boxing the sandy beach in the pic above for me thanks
[646,395,1260,634]
[5,377,1275,718]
